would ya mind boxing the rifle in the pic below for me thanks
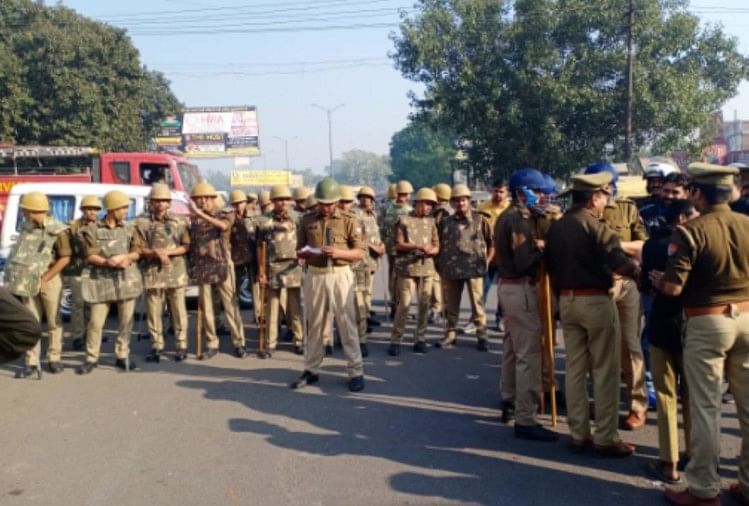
[256,240,269,358]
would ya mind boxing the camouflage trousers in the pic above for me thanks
[63,275,86,338]
[146,287,188,351]
[23,275,63,367]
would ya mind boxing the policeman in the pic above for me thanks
[389,188,439,355]
[63,195,101,351]
[494,169,557,441]
[436,183,494,351]
[730,162,749,215]
[78,190,144,374]
[259,190,273,214]
[353,186,385,338]
[134,184,191,363]
[5,192,70,377]
[429,183,453,322]
[256,185,304,355]
[246,192,260,217]
[188,182,247,359]
[381,181,413,317]
[650,163,749,505]
[293,186,310,214]
[292,177,366,392]
[584,162,649,430]
[229,189,259,321]
[546,172,640,457]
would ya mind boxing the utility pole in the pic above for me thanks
[624,0,635,161]
[312,103,345,177]
[273,136,297,170]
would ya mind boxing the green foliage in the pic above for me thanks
[392,0,749,179]
[329,149,392,192]
[0,0,182,150]
[389,121,457,188]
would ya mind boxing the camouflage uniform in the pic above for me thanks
[62,218,93,340]
[230,209,260,322]
[352,205,382,341]
[430,202,452,315]
[134,212,191,352]
[380,201,412,309]
[390,213,438,344]
[5,217,70,367]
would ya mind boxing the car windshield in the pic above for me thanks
[177,163,200,192]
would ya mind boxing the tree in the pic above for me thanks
[389,121,457,187]
[0,0,182,150]
[328,149,392,192]
[392,0,748,179]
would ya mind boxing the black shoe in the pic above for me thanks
[257,349,272,359]
[367,316,381,327]
[47,362,64,374]
[325,345,333,357]
[200,348,219,360]
[348,375,365,392]
[413,341,428,354]
[77,362,98,375]
[294,345,304,355]
[360,343,369,358]
[114,358,137,371]
[500,401,515,424]
[290,370,319,389]
[477,338,489,352]
[72,337,85,351]
[387,343,401,356]
[16,365,40,379]
[174,349,188,362]
[234,346,247,358]
[514,424,559,442]
[145,349,161,363]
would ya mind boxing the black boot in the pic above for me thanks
[145,349,161,363]
[500,401,515,424]
[387,343,401,356]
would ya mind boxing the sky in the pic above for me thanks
[60,0,749,175]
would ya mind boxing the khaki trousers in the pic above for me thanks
[683,311,749,499]
[198,264,245,350]
[63,275,86,338]
[651,345,691,464]
[560,294,622,446]
[611,278,647,413]
[303,267,363,378]
[23,275,63,366]
[430,271,442,314]
[354,269,372,341]
[499,282,542,425]
[146,287,188,351]
[443,277,486,338]
[391,275,433,344]
[267,286,303,348]
[86,298,136,363]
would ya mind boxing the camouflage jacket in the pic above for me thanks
[189,210,231,285]
[380,201,413,256]
[5,218,69,298]
[134,212,190,289]
[256,210,302,289]
[438,211,493,280]
[62,218,94,278]
[81,221,143,303]
[394,214,438,278]
[230,211,258,266]
[352,206,382,273]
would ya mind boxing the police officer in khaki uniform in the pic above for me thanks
[63,196,101,351]
[229,189,260,321]
[292,177,366,392]
[546,172,640,456]
[380,181,413,317]
[353,186,385,337]
[436,184,494,351]
[5,192,70,377]
[584,162,649,430]
[650,163,749,506]
[495,169,557,441]
[134,184,191,363]
[293,186,310,214]
[246,192,260,217]
[256,185,304,354]
[389,188,439,355]
[259,190,272,214]
[78,190,144,374]
[429,183,452,322]
[188,182,247,359]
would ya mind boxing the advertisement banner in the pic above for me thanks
[231,170,290,186]
[182,106,260,158]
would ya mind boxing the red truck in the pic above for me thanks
[0,145,202,226]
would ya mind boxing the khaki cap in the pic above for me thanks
[568,172,614,193]
[191,181,217,198]
[450,184,471,199]
[338,185,355,202]
[396,180,414,194]
[305,194,318,208]
[80,195,102,209]
[229,189,247,204]
[414,187,438,203]
[433,183,451,201]
[687,163,738,186]
[292,186,310,201]
[357,185,375,199]
[149,183,172,200]
[246,192,258,202]
[103,190,130,211]
[259,190,271,207]
[270,185,292,200]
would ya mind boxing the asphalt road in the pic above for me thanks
[0,277,742,505]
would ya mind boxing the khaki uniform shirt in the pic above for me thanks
[663,203,749,307]
[494,204,547,279]
[393,213,439,278]
[602,198,648,242]
[438,210,493,280]
[298,207,364,268]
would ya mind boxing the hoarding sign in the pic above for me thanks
[231,170,290,186]
[182,106,260,158]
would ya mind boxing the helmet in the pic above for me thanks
[584,162,618,196]
[229,189,247,204]
[270,185,292,200]
[338,185,355,202]
[305,194,318,209]
[191,181,217,198]
[509,168,546,195]
[259,190,271,207]
[396,180,414,194]
[414,188,438,203]
[80,195,102,209]
[433,183,451,201]
[357,185,375,199]
[451,184,471,199]
[215,194,226,209]
[387,183,397,199]
[292,186,310,201]
[314,177,340,204]
[103,190,130,211]
[19,191,49,212]
[644,161,678,179]
[246,192,258,202]
[541,174,558,195]
[149,183,172,200]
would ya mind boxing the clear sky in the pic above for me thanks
[60,0,749,174]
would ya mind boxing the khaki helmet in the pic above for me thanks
[433,183,452,201]
[338,185,355,202]
[19,191,49,212]
[414,187,438,204]
[314,177,340,204]
[292,186,310,201]
[191,181,217,198]
[246,192,258,202]
[270,184,292,200]
[396,180,414,194]
[259,190,271,208]
[357,185,375,199]
[215,194,226,209]
[103,190,130,211]
[387,183,397,199]
[229,189,247,204]
[149,183,172,200]
[305,194,318,209]
[80,195,102,209]
[451,184,471,199]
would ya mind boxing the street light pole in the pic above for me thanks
[273,135,297,170]
[312,103,345,178]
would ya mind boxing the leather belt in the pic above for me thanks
[560,288,610,296]
[684,301,749,318]
[307,265,350,274]
[500,277,533,285]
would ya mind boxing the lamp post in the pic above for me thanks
[273,136,297,170]
[312,103,345,177]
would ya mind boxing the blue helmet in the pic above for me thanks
[541,174,557,195]
[509,168,545,195]
[584,161,618,195]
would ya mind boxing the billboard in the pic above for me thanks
[182,106,260,158]
[231,170,290,186]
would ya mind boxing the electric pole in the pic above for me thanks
[624,0,635,161]
[274,136,297,170]
[312,103,345,177]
